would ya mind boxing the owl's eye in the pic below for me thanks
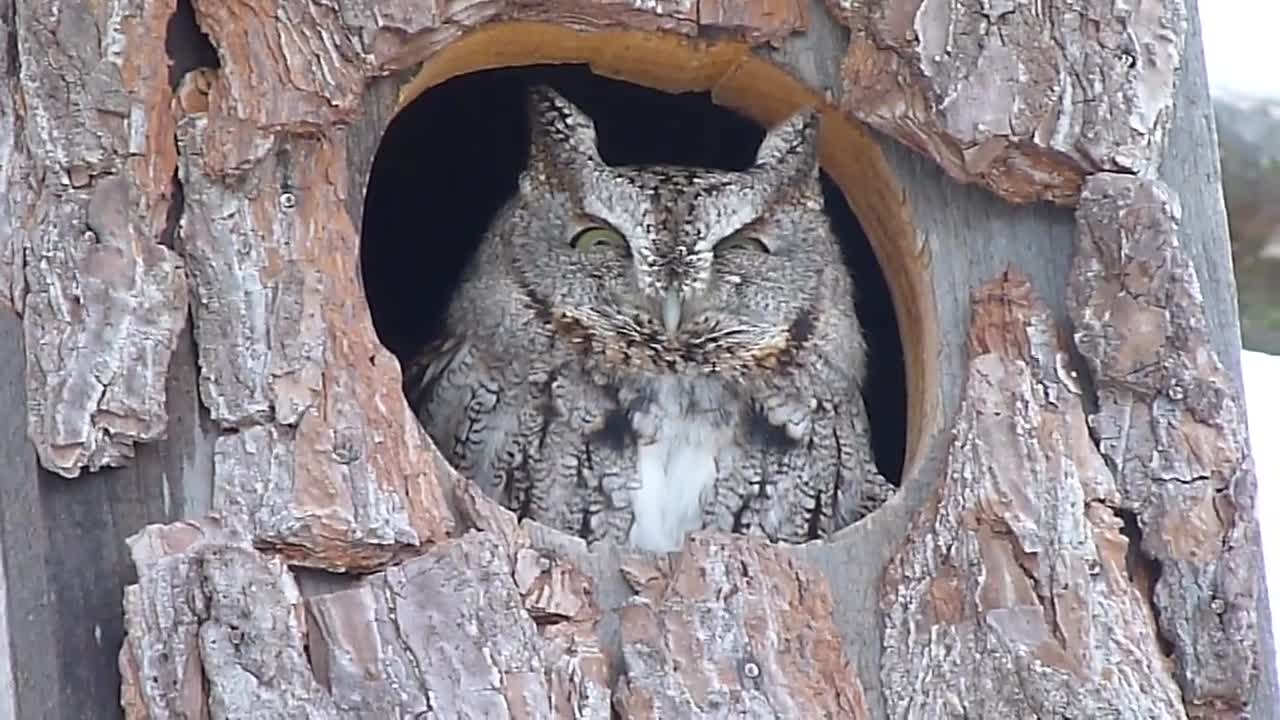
[572,226,630,255]
[714,235,770,254]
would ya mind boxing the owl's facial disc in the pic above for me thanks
[512,87,845,375]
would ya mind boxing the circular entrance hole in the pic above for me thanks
[362,63,909,485]
[360,26,943,520]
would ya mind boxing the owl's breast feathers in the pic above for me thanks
[547,305,819,378]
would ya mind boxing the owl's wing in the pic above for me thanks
[700,403,814,542]
[403,334,467,416]
[514,370,637,546]
[708,397,890,543]
[831,398,894,528]
[403,333,502,492]
[408,338,637,544]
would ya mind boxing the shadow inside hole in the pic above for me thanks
[361,64,907,485]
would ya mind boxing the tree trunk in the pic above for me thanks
[0,0,1273,718]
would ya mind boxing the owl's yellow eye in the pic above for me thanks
[714,235,770,254]
[572,226,630,254]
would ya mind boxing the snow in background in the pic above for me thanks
[1200,2,1280,100]
[1201,2,1280,687]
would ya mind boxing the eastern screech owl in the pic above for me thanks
[407,86,892,552]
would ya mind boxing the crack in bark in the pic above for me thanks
[1070,174,1258,712]
[166,0,218,88]
[882,269,1186,717]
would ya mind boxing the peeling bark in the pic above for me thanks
[23,176,188,477]
[120,497,612,718]
[616,534,870,718]
[120,518,341,720]
[1,0,1266,715]
[881,270,1186,718]
[828,0,1187,205]
[337,1,700,70]
[1070,174,1259,716]
[7,0,188,477]
[173,73,454,571]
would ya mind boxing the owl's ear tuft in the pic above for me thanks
[527,85,601,166]
[753,108,820,181]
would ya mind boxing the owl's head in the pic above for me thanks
[498,86,860,379]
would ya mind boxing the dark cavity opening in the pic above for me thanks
[165,0,219,87]
[360,65,907,485]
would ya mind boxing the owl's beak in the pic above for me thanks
[662,288,683,337]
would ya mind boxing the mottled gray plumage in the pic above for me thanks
[407,87,893,551]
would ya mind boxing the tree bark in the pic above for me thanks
[881,270,1186,717]
[0,0,1271,717]
[1072,174,1260,715]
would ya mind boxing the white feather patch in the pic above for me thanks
[628,380,729,552]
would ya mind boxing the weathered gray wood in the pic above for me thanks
[0,310,27,719]
[0,308,190,719]
[1154,5,1280,705]
[0,1,19,711]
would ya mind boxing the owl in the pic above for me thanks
[406,86,893,552]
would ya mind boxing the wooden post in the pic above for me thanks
[0,0,1272,717]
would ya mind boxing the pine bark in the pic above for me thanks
[0,0,1271,718]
